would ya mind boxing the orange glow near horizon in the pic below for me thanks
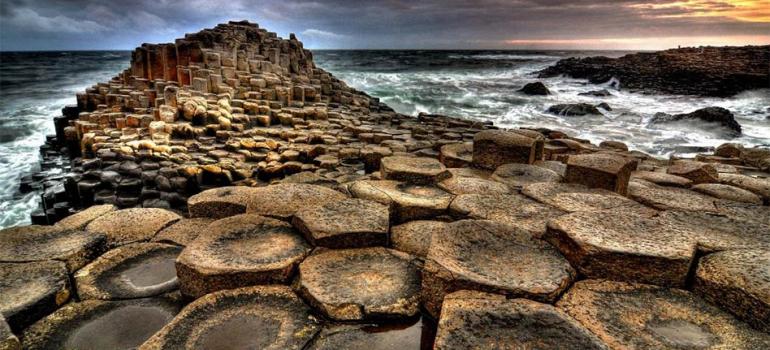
[504,35,770,50]
[628,0,770,22]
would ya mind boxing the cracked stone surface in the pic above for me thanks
[522,182,655,214]
[188,186,259,219]
[391,220,450,258]
[292,198,389,248]
[152,218,214,246]
[140,286,319,350]
[177,214,311,298]
[296,247,421,321]
[74,243,182,300]
[422,220,575,318]
[86,208,181,247]
[434,291,608,350]
[449,192,565,237]
[245,183,347,220]
[54,204,117,230]
[349,180,454,223]
[0,261,70,333]
[380,156,450,184]
[22,296,181,350]
[0,225,106,272]
[491,163,562,190]
[558,280,770,349]
[695,249,770,333]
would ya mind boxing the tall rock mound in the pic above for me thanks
[537,46,770,97]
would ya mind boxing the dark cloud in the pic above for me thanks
[0,0,767,50]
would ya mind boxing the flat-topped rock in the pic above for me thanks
[422,220,575,317]
[380,156,450,184]
[565,153,637,195]
[22,297,181,350]
[695,249,770,333]
[0,225,106,272]
[439,142,472,168]
[437,168,510,195]
[719,173,770,203]
[54,204,117,230]
[449,193,565,237]
[0,261,70,332]
[188,186,258,219]
[628,179,721,212]
[74,243,182,300]
[391,220,449,258]
[307,322,425,350]
[522,182,655,214]
[668,160,718,184]
[558,280,770,349]
[86,208,181,247]
[657,210,770,252]
[434,291,608,350]
[490,163,562,189]
[152,218,214,246]
[692,183,763,204]
[292,198,389,248]
[473,130,542,169]
[177,214,311,298]
[0,316,19,350]
[246,183,347,220]
[296,247,421,321]
[140,286,319,350]
[631,170,692,187]
[349,180,454,223]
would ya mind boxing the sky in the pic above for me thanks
[0,0,769,51]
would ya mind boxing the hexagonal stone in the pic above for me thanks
[628,179,721,212]
[473,130,542,169]
[22,297,181,350]
[658,210,770,253]
[152,218,214,246]
[631,170,692,188]
[565,153,637,195]
[140,286,320,350]
[86,208,181,247]
[491,163,562,190]
[0,225,106,272]
[449,193,565,237]
[380,156,450,184]
[667,160,718,184]
[188,186,258,219]
[439,142,472,168]
[0,316,19,350]
[176,214,311,298]
[391,220,450,258]
[522,182,655,214]
[434,291,608,350]
[437,168,510,195]
[296,247,421,321]
[74,243,182,300]
[306,321,426,350]
[719,173,770,203]
[692,183,763,204]
[292,198,389,248]
[558,280,770,349]
[695,249,770,333]
[349,180,454,223]
[422,220,575,318]
[246,183,347,220]
[1,261,70,332]
[54,204,117,230]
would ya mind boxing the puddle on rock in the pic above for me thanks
[65,305,175,350]
[647,319,716,348]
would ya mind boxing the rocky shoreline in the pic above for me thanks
[2,21,770,349]
[537,45,770,97]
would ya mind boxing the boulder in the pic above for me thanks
[491,163,562,189]
[667,160,718,184]
[579,89,612,97]
[565,153,637,195]
[434,291,608,350]
[296,247,421,321]
[599,140,627,151]
[292,198,389,248]
[391,220,449,258]
[691,183,762,204]
[54,204,116,230]
[246,183,347,220]
[547,103,601,116]
[439,142,472,168]
[715,143,743,158]
[140,286,319,350]
[22,297,181,350]
[650,107,742,135]
[422,220,575,317]
[472,130,542,169]
[74,243,182,300]
[0,225,106,272]
[187,186,258,219]
[176,214,311,298]
[695,249,770,333]
[380,156,450,184]
[0,261,70,332]
[152,218,214,246]
[449,193,565,237]
[558,280,770,349]
[349,180,454,223]
[518,82,550,95]
[522,182,655,214]
[86,208,181,247]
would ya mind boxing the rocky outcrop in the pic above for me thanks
[518,81,550,95]
[547,103,602,116]
[651,107,742,136]
[538,45,770,97]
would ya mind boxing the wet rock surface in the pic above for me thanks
[652,107,742,136]
[490,163,562,189]
[518,81,550,95]
[307,319,429,350]
[0,261,70,332]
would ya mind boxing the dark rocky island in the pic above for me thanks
[2,21,770,349]
[538,45,770,97]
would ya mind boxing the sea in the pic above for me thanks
[1,50,768,228]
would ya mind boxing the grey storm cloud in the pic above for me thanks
[0,0,768,50]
